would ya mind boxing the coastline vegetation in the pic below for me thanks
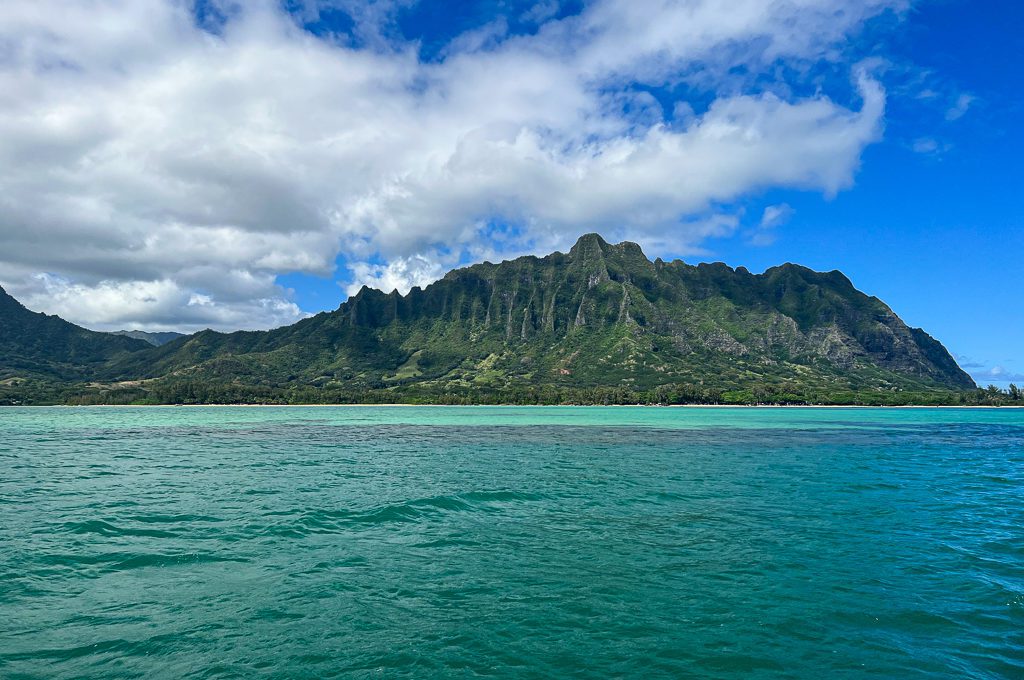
[2,379,1020,407]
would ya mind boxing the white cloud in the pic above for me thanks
[912,137,939,154]
[0,0,900,330]
[970,366,1024,386]
[345,254,448,297]
[945,93,974,121]
[15,273,307,333]
[761,204,795,229]
[748,203,795,246]
[522,1,560,24]
[954,354,985,369]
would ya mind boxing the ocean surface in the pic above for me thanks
[1,406,1022,679]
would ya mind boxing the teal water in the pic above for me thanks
[1,406,1022,678]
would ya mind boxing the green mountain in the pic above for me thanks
[111,330,187,347]
[100,233,973,402]
[0,285,150,381]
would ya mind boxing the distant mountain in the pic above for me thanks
[0,285,150,380]
[111,330,186,347]
[104,234,974,398]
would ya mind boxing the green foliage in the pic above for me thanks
[1,234,983,405]
[4,378,1018,407]
[0,286,150,381]
[110,330,186,346]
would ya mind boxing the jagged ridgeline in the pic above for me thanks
[102,233,972,397]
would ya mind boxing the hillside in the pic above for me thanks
[111,330,187,347]
[0,286,151,381]
[100,234,973,400]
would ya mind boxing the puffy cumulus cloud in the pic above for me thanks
[345,255,448,297]
[14,273,307,333]
[0,0,901,330]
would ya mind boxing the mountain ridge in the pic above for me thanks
[111,330,187,347]
[0,235,977,403]
[100,233,974,395]
[0,285,151,380]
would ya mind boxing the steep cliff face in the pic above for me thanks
[105,233,974,392]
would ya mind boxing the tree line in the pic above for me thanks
[1,379,1012,407]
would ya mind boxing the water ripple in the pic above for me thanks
[1,406,1022,679]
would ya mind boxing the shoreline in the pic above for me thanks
[3,403,1019,409]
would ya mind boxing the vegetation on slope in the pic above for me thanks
[0,234,983,405]
[110,330,186,346]
[0,286,150,381]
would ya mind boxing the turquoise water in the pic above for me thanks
[1,406,1022,678]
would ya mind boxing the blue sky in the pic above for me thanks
[0,0,1020,386]
[287,0,1024,387]
[714,1,1023,387]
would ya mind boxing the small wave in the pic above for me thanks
[64,519,179,539]
[982,475,1020,485]
[694,653,785,672]
[126,513,224,524]
[2,637,133,663]
[109,553,246,571]
[887,608,960,631]
[846,482,902,491]
[459,490,547,503]
[410,537,481,549]
[41,551,247,572]
[258,490,545,536]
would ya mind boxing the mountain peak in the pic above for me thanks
[568,233,647,263]
[0,284,26,312]
[568,233,610,258]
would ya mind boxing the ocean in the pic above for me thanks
[1,406,1022,678]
